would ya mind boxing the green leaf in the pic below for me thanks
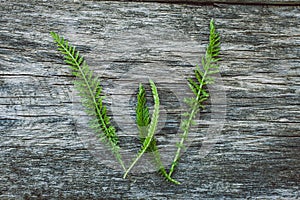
[168,18,221,178]
[134,82,180,184]
[123,79,160,179]
[50,31,125,171]
[136,83,150,128]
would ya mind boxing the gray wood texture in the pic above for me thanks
[1,0,299,199]
[123,0,300,5]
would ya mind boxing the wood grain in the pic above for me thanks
[120,0,300,5]
[0,0,299,199]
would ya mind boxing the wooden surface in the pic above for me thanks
[123,0,300,5]
[1,0,300,199]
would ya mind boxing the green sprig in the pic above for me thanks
[168,18,221,177]
[50,32,126,171]
[136,83,157,152]
[123,80,160,179]
[135,83,180,184]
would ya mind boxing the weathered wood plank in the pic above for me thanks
[121,0,300,5]
[0,0,299,199]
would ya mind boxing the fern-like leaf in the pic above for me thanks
[168,19,221,177]
[135,83,180,184]
[136,83,159,153]
[50,32,125,171]
[136,84,150,142]
[136,83,150,128]
[123,80,160,178]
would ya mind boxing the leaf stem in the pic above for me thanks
[168,68,208,177]
[51,32,126,171]
[168,18,220,177]
[123,80,159,178]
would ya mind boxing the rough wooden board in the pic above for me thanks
[119,0,300,5]
[0,0,300,199]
